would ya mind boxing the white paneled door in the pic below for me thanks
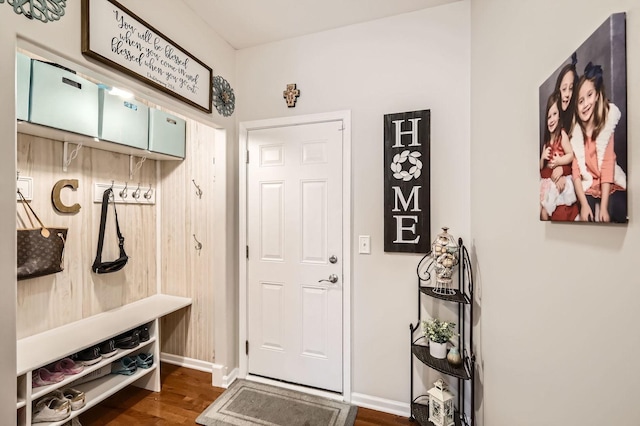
[247,120,343,393]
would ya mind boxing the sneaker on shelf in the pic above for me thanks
[32,367,65,388]
[114,330,140,349]
[135,353,154,369]
[111,356,137,375]
[52,358,84,375]
[76,346,102,366]
[32,396,71,423]
[99,339,117,358]
[53,388,86,411]
[137,325,150,342]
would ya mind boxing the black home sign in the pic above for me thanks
[383,110,430,253]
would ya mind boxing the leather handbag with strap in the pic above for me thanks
[92,188,128,274]
[17,190,68,280]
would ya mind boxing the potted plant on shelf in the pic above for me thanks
[422,318,457,359]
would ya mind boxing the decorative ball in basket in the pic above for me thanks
[431,227,459,295]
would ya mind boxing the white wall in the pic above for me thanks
[0,2,236,422]
[471,1,640,425]
[236,1,470,405]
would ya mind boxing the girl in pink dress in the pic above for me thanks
[540,92,576,220]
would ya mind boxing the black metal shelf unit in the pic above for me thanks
[409,238,475,426]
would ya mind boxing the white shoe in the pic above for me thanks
[53,388,86,411]
[32,396,71,423]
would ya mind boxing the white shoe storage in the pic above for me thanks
[16,295,191,426]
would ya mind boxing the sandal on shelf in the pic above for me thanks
[52,358,84,375]
[32,396,70,423]
[32,367,65,388]
[136,353,154,369]
[111,356,137,375]
[53,388,86,411]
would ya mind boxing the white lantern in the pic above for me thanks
[427,378,455,426]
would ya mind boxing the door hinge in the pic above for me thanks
[246,245,249,259]
[246,340,249,355]
[246,150,249,163]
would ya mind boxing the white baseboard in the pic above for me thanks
[350,392,411,418]
[223,367,238,388]
[159,354,238,389]
[212,365,239,388]
[160,353,213,373]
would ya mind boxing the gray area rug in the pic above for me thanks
[196,379,357,426]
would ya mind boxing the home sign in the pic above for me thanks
[383,110,430,253]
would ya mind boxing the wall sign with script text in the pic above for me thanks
[81,0,213,113]
[384,110,430,253]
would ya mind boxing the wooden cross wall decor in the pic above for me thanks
[283,83,300,107]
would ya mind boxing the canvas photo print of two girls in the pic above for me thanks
[538,13,627,224]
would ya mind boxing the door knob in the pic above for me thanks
[319,274,338,284]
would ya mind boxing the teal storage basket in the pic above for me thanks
[148,109,185,158]
[16,53,31,121]
[99,89,149,150]
[29,60,99,137]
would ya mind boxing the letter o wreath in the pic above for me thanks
[390,150,422,181]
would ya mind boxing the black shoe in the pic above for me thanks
[76,347,101,366]
[99,339,117,358]
[114,330,140,349]
[137,325,150,342]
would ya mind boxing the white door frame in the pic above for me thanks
[239,110,351,401]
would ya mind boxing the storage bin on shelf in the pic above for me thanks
[99,88,149,150]
[148,108,186,158]
[29,60,99,138]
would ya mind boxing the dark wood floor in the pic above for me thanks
[80,363,413,425]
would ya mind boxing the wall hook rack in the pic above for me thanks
[62,142,83,172]
[94,182,155,205]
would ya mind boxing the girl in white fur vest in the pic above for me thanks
[570,62,627,223]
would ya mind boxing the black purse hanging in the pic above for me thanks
[92,188,128,274]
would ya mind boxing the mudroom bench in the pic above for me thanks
[16,294,192,425]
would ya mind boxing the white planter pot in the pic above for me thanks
[429,341,448,359]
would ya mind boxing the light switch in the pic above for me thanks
[358,235,371,254]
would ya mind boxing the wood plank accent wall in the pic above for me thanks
[160,120,217,363]
[16,133,158,339]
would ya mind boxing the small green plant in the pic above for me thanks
[421,318,457,344]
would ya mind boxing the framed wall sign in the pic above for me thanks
[384,110,431,253]
[81,0,213,113]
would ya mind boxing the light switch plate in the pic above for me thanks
[358,235,371,254]
[16,176,33,201]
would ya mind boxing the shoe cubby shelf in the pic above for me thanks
[31,338,156,401]
[43,365,158,426]
[16,294,192,426]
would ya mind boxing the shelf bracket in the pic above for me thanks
[62,142,83,172]
[129,155,147,180]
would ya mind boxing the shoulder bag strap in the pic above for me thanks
[92,188,127,272]
[17,190,47,230]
